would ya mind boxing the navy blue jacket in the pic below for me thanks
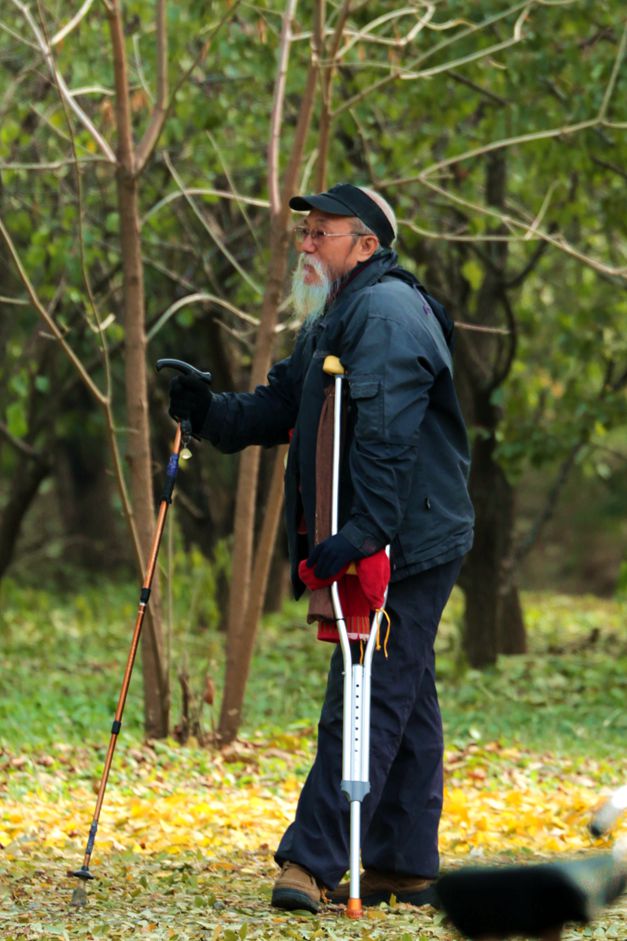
[200,250,474,594]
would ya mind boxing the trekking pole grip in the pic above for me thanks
[155,358,213,443]
[155,358,213,384]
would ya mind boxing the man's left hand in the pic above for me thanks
[306,533,364,581]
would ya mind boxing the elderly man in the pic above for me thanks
[168,183,474,913]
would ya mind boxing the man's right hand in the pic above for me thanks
[168,373,213,434]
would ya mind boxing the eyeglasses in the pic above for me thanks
[292,225,365,245]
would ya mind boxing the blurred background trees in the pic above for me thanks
[1,0,625,740]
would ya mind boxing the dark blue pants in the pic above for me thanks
[275,557,462,888]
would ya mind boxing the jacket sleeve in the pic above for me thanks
[338,293,440,552]
[199,355,299,453]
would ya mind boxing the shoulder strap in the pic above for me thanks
[386,266,455,350]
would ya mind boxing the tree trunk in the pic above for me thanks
[108,0,169,738]
[217,228,290,743]
[54,387,129,571]
[218,444,287,741]
[459,390,526,664]
[496,467,527,655]
[217,1,322,743]
[117,167,169,738]
[499,584,527,654]
[452,150,527,664]
[459,394,504,666]
[0,454,50,579]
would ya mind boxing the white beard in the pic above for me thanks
[290,255,332,326]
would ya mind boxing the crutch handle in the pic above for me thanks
[323,355,345,376]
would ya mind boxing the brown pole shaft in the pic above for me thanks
[76,424,183,873]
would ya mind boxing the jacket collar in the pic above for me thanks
[337,248,398,297]
[324,249,398,311]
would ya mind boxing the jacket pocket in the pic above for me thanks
[348,377,382,439]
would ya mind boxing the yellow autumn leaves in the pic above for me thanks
[1,742,623,862]
[442,782,601,856]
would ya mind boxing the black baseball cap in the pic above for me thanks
[289,183,395,248]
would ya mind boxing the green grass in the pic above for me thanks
[1,577,625,764]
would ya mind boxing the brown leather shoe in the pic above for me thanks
[271,861,323,914]
[328,869,436,907]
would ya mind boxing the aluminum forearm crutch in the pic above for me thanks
[323,355,388,919]
[69,358,211,906]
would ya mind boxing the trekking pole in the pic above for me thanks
[69,358,212,907]
[323,355,388,920]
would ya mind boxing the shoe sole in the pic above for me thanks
[271,887,320,914]
[328,886,438,908]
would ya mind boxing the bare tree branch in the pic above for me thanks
[206,131,263,249]
[0,217,106,404]
[162,152,263,295]
[9,0,115,162]
[457,322,510,335]
[513,356,625,566]
[143,188,269,223]
[387,20,625,190]
[0,420,46,460]
[491,290,517,390]
[337,4,435,57]
[448,69,511,107]
[316,0,352,190]
[0,156,109,170]
[333,1,534,117]
[401,217,533,244]
[599,21,626,120]
[415,178,627,279]
[591,156,627,182]
[146,292,259,343]
[515,440,585,565]
[115,0,241,181]
[50,0,96,46]
[268,0,298,214]
[505,237,552,289]
[279,15,323,211]
[391,118,600,186]
[135,0,168,172]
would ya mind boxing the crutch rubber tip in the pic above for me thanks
[346,898,363,918]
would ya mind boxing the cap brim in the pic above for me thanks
[289,193,353,216]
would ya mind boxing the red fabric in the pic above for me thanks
[298,550,390,643]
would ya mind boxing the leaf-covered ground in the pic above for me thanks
[1,583,626,938]
[1,735,626,940]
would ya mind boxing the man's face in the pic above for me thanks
[290,210,380,322]
[297,210,376,283]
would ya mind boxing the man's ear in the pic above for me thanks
[357,235,380,260]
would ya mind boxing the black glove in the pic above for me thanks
[168,373,213,435]
[306,533,364,581]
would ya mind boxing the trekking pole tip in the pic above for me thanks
[69,866,94,907]
[70,883,88,907]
